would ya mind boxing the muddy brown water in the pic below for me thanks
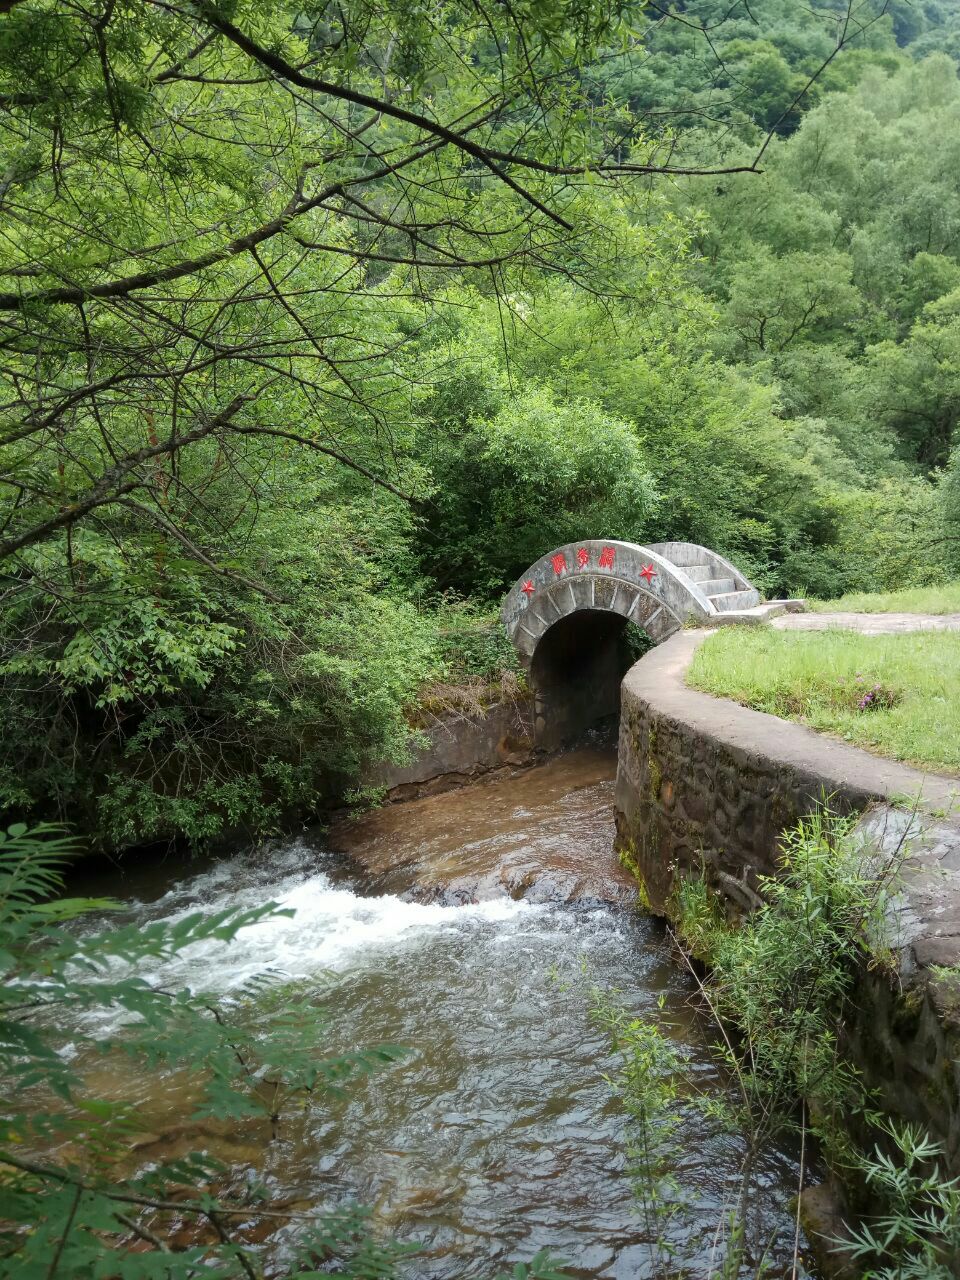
[66,746,816,1278]
[328,746,638,906]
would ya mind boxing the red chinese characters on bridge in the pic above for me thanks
[548,546,618,576]
[522,543,661,598]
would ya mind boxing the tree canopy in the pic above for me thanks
[8,4,960,1276]
[1,0,959,848]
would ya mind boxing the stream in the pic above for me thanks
[67,745,816,1278]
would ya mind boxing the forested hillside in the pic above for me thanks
[3,0,960,849]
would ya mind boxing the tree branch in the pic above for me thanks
[190,3,575,230]
[0,393,253,559]
[228,424,420,503]
[114,498,284,602]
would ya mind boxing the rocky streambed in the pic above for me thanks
[64,745,818,1277]
[328,746,638,908]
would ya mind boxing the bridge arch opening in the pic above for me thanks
[529,612,651,750]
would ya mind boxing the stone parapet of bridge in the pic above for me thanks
[501,538,760,663]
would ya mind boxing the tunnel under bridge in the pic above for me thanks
[500,539,761,749]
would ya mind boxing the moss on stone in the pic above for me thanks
[889,987,924,1040]
[647,749,663,802]
[617,838,655,914]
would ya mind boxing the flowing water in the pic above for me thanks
[67,746,817,1278]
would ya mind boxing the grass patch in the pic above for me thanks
[813,583,960,614]
[688,627,960,774]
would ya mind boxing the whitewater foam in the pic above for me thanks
[77,843,543,1015]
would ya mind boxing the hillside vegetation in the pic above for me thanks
[2,0,960,847]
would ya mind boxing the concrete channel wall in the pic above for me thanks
[615,630,960,1174]
[367,696,538,801]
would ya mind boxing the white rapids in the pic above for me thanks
[80,840,542,1006]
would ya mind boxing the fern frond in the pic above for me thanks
[0,824,79,920]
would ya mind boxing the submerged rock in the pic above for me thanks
[328,746,638,909]
[797,1183,858,1280]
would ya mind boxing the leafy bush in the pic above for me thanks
[662,810,887,1179]
[589,989,689,1264]
[1,503,439,848]
[430,601,523,686]
[416,383,659,598]
[842,1121,960,1279]
[609,809,960,1275]
[414,601,526,722]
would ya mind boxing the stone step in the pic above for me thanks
[709,602,787,626]
[701,576,736,597]
[711,588,761,612]
[680,563,714,583]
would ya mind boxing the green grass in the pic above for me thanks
[812,583,960,614]
[688,627,960,775]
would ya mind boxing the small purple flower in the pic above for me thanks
[854,681,897,712]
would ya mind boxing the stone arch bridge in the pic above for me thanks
[500,540,762,747]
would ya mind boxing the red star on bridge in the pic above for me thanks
[521,580,535,596]
[639,563,658,584]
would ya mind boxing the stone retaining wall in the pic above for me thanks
[615,630,960,1173]
[367,696,538,801]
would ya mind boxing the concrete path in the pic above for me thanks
[623,626,960,990]
[773,611,960,633]
[630,630,960,811]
